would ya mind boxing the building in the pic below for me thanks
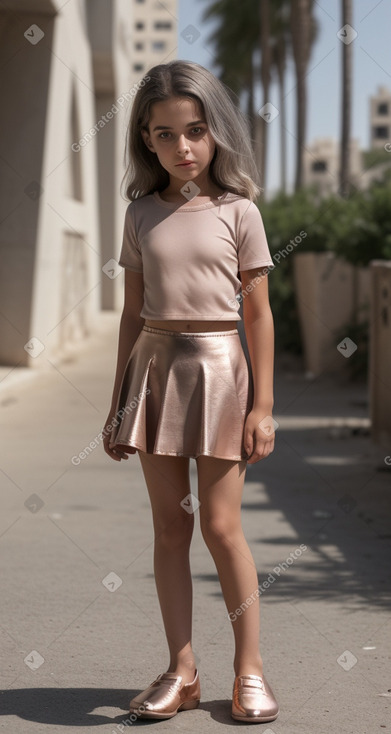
[303,137,362,196]
[132,0,177,75]
[303,85,391,197]
[370,85,391,149]
[0,0,177,370]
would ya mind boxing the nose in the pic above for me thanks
[177,134,190,154]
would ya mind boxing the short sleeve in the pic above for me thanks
[118,203,143,272]
[237,201,274,271]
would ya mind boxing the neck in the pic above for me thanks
[165,170,218,197]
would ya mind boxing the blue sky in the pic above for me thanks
[177,0,391,197]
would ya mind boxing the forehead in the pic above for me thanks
[149,96,203,121]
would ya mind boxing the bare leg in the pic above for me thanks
[196,455,263,678]
[137,450,197,683]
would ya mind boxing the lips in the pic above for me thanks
[176,161,194,166]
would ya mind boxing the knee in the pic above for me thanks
[154,513,194,551]
[200,514,241,549]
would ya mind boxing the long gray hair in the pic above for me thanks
[121,60,262,202]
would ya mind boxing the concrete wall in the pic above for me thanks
[0,0,139,367]
[369,261,391,446]
[87,0,136,312]
[293,252,370,377]
[0,0,101,367]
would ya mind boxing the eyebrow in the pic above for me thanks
[152,120,205,132]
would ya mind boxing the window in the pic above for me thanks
[133,63,144,72]
[377,102,389,115]
[135,21,145,30]
[135,42,144,50]
[374,125,389,139]
[153,21,172,30]
[152,40,166,51]
[312,160,327,172]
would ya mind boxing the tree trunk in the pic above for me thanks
[340,0,353,198]
[247,51,256,145]
[259,0,271,194]
[276,35,287,193]
[291,0,312,191]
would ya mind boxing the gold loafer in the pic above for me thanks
[129,668,200,719]
[232,673,279,723]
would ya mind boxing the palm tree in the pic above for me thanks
[200,0,260,156]
[270,0,291,193]
[258,0,272,191]
[340,0,353,197]
[200,0,292,195]
[290,0,318,191]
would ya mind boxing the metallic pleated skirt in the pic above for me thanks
[108,324,254,461]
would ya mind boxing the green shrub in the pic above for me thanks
[259,186,341,354]
[257,177,391,357]
[332,178,391,266]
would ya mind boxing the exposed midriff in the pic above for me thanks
[144,319,238,332]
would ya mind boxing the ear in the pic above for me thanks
[141,129,156,153]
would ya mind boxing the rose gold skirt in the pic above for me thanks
[108,324,254,461]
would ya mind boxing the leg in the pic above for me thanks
[196,455,263,678]
[137,450,196,683]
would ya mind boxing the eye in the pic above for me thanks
[158,132,171,139]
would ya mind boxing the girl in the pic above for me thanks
[103,60,278,724]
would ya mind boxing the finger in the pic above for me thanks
[107,442,128,456]
[113,448,129,459]
[247,453,261,464]
[247,442,268,463]
[105,445,126,461]
[248,441,274,463]
[244,433,253,457]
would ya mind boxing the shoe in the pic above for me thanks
[129,668,200,719]
[231,673,279,723]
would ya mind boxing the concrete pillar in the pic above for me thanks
[87,0,134,312]
[369,260,391,446]
[293,252,371,377]
[0,0,100,367]
[293,253,353,376]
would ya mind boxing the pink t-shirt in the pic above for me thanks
[118,190,274,321]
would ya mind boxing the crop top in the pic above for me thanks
[118,190,274,321]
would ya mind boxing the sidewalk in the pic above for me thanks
[0,312,390,734]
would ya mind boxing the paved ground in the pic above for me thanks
[0,311,390,734]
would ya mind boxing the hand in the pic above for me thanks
[243,408,275,464]
[102,409,133,462]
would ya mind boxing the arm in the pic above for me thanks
[103,269,144,461]
[108,268,145,412]
[240,267,275,464]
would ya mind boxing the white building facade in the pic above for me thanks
[0,0,177,369]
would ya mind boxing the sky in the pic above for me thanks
[176,0,391,197]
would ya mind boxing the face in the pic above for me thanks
[141,96,216,187]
